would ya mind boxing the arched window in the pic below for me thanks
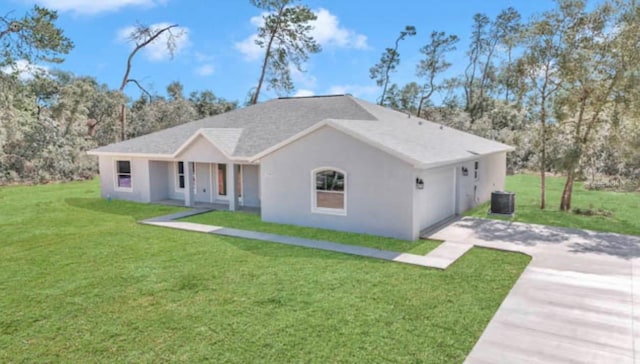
[312,168,346,215]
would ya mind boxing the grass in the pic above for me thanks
[465,174,640,236]
[184,210,440,255]
[0,179,530,363]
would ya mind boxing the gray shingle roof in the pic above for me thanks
[329,118,512,168]
[198,128,242,157]
[90,95,513,166]
[90,95,376,157]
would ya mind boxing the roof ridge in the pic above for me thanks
[341,95,379,121]
[277,94,348,100]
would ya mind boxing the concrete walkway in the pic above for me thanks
[427,217,640,364]
[140,211,471,269]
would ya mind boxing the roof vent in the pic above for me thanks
[439,125,444,130]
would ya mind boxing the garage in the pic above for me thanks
[415,167,456,232]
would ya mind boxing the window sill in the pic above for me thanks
[114,187,133,192]
[312,208,347,216]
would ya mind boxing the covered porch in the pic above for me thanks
[148,159,261,212]
[146,127,260,211]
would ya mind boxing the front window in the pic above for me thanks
[176,162,185,189]
[313,169,346,214]
[116,160,132,190]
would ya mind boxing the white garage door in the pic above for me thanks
[420,167,456,230]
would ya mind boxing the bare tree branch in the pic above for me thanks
[119,23,179,91]
[117,23,180,141]
[126,79,152,101]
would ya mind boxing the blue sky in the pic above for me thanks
[4,0,559,104]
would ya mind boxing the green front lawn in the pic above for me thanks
[0,179,529,363]
[184,210,440,255]
[466,174,640,236]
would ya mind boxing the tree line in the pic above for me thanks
[0,0,638,214]
[370,0,640,210]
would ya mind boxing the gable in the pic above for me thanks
[261,124,415,169]
[175,135,231,163]
[253,118,513,169]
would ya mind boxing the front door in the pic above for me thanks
[215,163,228,201]
[194,163,212,203]
[214,164,242,204]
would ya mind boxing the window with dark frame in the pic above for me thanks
[116,160,131,189]
[474,161,479,180]
[177,162,185,189]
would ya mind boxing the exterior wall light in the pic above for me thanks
[416,177,424,190]
[462,167,469,176]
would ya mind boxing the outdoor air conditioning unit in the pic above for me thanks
[490,191,515,216]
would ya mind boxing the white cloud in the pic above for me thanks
[1,60,48,81]
[28,0,167,15]
[290,66,316,89]
[311,8,369,50]
[117,23,190,62]
[293,89,315,97]
[249,13,265,27]
[195,64,214,76]
[235,8,368,61]
[234,14,267,61]
[327,84,378,98]
[235,33,263,61]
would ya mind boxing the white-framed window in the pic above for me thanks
[474,161,479,180]
[115,160,132,191]
[311,168,346,215]
[176,161,185,190]
[176,162,196,192]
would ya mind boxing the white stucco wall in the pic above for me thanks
[260,126,415,240]
[478,151,507,200]
[149,161,170,202]
[98,155,151,202]
[413,166,456,236]
[242,164,261,207]
[455,152,507,213]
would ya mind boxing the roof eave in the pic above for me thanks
[86,150,174,159]
[87,147,252,163]
[416,148,514,169]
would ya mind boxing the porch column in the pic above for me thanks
[184,161,194,207]
[228,163,238,211]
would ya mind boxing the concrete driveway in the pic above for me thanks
[428,218,640,364]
